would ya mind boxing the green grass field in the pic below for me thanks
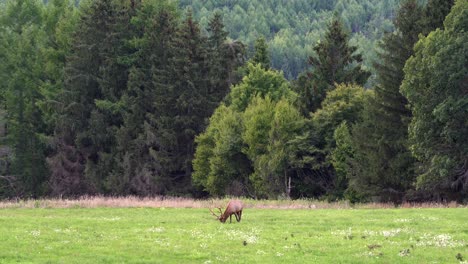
[0,206,467,263]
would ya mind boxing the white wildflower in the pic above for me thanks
[416,233,466,248]
[394,218,411,223]
[148,227,165,233]
[381,228,402,237]
[30,230,41,237]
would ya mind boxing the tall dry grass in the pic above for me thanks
[0,196,464,209]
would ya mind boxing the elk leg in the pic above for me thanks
[238,210,242,222]
[229,214,232,223]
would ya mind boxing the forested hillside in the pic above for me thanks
[0,0,466,202]
[179,0,400,80]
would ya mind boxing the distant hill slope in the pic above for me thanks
[179,0,400,81]
[1,0,399,81]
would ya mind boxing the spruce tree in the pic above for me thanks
[251,36,270,69]
[0,0,48,197]
[421,0,455,35]
[345,0,455,202]
[48,0,128,196]
[85,0,136,193]
[296,17,369,114]
[112,1,179,195]
[206,12,229,101]
[206,12,245,105]
[150,11,210,194]
[346,0,423,202]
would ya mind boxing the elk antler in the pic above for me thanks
[209,207,222,219]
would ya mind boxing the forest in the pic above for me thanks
[0,0,466,202]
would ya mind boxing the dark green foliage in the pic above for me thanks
[180,0,400,79]
[344,0,424,202]
[421,0,455,35]
[295,17,370,115]
[251,36,270,69]
[48,0,130,196]
[110,1,179,195]
[206,12,230,101]
[0,0,464,200]
[343,0,457,203]
[152,10,210,194]
[39,0,78,134]
[0,0,49,197]
[401,0,467,200]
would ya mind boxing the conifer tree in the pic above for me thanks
[296,17,369,114]
[112,1,179,195]
[251,36,270,69]
[421,0,455,35]
[47,0,128,196]
[150,11,210,194]
[85,0,136,193]
[0,0,48,197]
[206,12,246,101]
[345,0,423,202]
[345,0,455,202]
[206,12,230,102]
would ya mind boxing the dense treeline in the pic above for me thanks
[0,0,466,202]
[180,0,400,81]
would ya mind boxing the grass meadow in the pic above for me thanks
[0,197,467,263]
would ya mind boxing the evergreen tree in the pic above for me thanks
[112,1,179,195]
[206,12,245,103]
[206,12,230,102]
[39,0,78,135]
[345,0,456,202]
[47,0,128,196]
[0,0,48,198]
[85,0,136,193]
[150,11,210,194]
[296,17,370,114]
[251,36,270,69]
[345,0,423,202]
[421,0,455,35]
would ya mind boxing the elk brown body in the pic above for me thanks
[210,200,243,223]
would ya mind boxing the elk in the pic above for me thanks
[209,200,243,223]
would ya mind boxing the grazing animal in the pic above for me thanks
[209,200,243,223]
